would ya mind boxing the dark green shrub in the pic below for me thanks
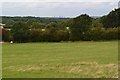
[2,29,12,42]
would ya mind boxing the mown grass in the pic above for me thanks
[2,41,118,78]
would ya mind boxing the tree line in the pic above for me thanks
[1,8,120,43]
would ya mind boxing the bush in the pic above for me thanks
[0,28,2,42]
[29,28,69,42]
[105,28,118,40]
[53,29,69,42]
[84,27,119,41]
[2,29,12,42]
[29,29,42,42]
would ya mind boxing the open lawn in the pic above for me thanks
[2,41,118,78]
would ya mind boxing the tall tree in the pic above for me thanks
[70,14,92,41]
[101,8,120,28]
[11,21,29,42]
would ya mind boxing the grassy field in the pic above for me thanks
[2,41,118,78]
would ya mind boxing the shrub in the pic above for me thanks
[84,27,119,41]
[2,29,12,42]
[0,28,2,42]
[105,28,118,40]
[29,29,42,42]
[53,29,69,42]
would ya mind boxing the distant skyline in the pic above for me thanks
[0,1,119,17]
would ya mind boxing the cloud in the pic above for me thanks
[0,0,119,2]
[1,2,118,17]
[0,3,2,15]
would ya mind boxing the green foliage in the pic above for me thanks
[91,19,103,28]
[105,28,119,40]
[31,22,45,29]
[84,27,106,41]
[0,28,1,42]
[11,21,29,42]
[4,19,14,28]
[2,8,120,42]
[2,16,68,28]
[47,22,58,28]
[84,27,119,41]
[29,29,42,42]
[29,28,69,42]
[53,29,69,42]
[101,8,120,28]
[70,14,92,41]
[2,29,12,42]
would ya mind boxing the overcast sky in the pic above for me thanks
[0,0,119,17]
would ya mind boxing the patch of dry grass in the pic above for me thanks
[3,61,118,78]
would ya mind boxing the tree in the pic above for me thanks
[29,29,42,42]
[2,29,12,42]
[101,8,120,28]
[4,19,14,28]
[91,19,103,28]
[11,21,29,42]
[47,22,58,28]
[53,29,69,42]
[31,22,45,29]
[70,14,93,41]
[84,27,105,41]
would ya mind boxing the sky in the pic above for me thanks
[0,0,119,17]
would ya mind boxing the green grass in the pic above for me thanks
[2,41,118,78]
